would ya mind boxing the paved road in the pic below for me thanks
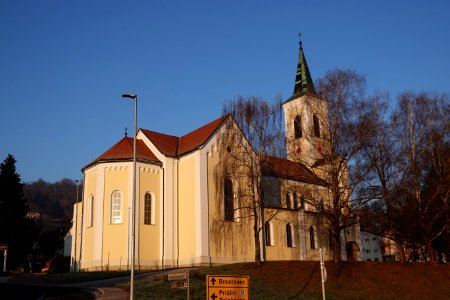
[0,269,178,299]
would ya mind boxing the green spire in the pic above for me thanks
[293,34,316,96]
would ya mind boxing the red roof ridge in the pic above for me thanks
[178,115,229,155]
[141,115,229,157]
[83,136,160,170]
[140,129,179,157]
[261,154,325,185]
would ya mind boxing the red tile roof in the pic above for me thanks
[140,130,179,157]
[141,115,229,157]
[178,116,228,155]
[261,155,326,185]
[83,137,161,170]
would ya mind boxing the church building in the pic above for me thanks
[71,40,361,271]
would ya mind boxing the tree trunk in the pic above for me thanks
[253,206,261,265]
[333,230,341,262]
[425,239,436,263]
[395,236,407,263]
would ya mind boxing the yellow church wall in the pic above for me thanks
[81,170,97,266]
[264,209,300,261]
[177,156,197,261]
[138,167,161,268]
[207,146,255,264]
[71,201,83,268]
[102,166,130,270]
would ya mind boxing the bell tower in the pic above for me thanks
[282,35,328,166]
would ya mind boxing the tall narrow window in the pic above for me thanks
[87,196,94,227]
[265,222,272,246]
[144,193,152,225]
[286,224,293,247]
[286,193,291,209]
[313,114,320,137]
[111,191,122,224]
[224,179,234,221]
[294,193,299,209]
[294,115,302,139]
[310,226,316,249]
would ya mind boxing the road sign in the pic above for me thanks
[168,271,190,299]
[171,281,188,289]
[207,275,249,300]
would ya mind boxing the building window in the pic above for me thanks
[265,222,273,246]
[224,178,234,221]
[286,224,293,247]
[309,226,316,249]
[293,193,299,209]
[111,191,122,224]
[300,196,305,209]
[87,196,94,227]
[294,115,302,139]
[286,193,293,209]
[144,193,152,225]
[313,114,320,137]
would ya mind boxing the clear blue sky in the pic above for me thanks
[1,1,449,183]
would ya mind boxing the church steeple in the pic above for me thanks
[292,34,316,97]
[283,35,328,166]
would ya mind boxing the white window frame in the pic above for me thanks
[144,192,156,225]
[265,221,274,246]
[87,195,94,227]
[286,223,295,247]
[111,190,122,224]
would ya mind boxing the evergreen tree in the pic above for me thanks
[0,154,32,270]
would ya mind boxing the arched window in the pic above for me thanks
[265,222,273,246]
[300,196,305,209]
[286,224,293,247]
[111,191,122,224]
[313,114,320,137]
[309,226,316,249]
[286,193,291,209]
[294,115,302,139]
[87,196,94,227]
[224,179,234,221]
[293,193,299,209]
[144,193,152,225]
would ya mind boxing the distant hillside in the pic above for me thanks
[24,178,80,222]
[132,261,450,300]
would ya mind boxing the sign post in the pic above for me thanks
[206,275,249,300]
[168,271,189,299]
[319,248,327,300]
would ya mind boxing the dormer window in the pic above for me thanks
[313,114,320,138]
[294,115,302,139]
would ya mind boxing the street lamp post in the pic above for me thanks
[73,180,79,272]
[122,93,137,300]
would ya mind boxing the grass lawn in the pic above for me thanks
[119,261,450,300]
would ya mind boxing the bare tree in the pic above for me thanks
[288,69,372,262]
[214,95,285,265]
[358,93,408,262]
[392,91,450,263]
